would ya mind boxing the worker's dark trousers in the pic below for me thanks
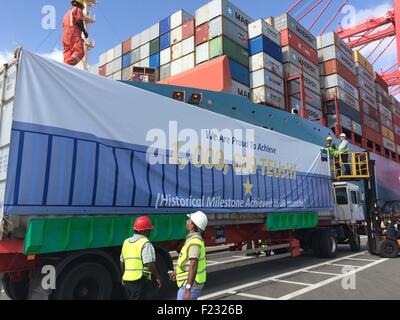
[341,154,350,175]
[123,278,155,300]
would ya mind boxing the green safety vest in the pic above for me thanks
[121,237,152,282]
[338,141,350,154]
[176,235,206,288]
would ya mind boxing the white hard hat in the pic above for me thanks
[187,211,208,231]
[340,133,346,138]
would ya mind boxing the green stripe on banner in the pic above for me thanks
[265,212,318,231]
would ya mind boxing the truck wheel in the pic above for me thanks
[52,262,112,300]
[2,273,29,300]
[312,231,322,258]
[319,230,337,259]
[349,232,361,252]
[379,240,399,258]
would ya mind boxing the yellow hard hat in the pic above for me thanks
[326,136,333,141]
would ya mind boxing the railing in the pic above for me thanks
[331,152,370,180]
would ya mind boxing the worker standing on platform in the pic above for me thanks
[120,216,164,300]
[170,211,208,300]
[62,0,88,66]
[338,133,350,175]
[326,136,338,157]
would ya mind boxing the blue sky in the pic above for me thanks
[0,0,396,73]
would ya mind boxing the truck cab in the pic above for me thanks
[333,182,365,223]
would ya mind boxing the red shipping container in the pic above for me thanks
[364,126,383,145]
[374,72,389,92]
[182,19,195,40]
[99,65,106,77]
[323,59,358,87]
[122,39,131,55]
[195,23,209,46]
[393,113,400,126]
[280,29,318,65]
[395,134,400,144]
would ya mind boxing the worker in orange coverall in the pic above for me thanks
[62,0,88,66]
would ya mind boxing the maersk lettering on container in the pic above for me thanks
[250,52,283,77]
[282,46,319,79]
[209,0,253,31]
[324,74,359,100]
[290,97,322,120]
[324,87,359,111]
[209,16,249,48]
[284,63,320,94]
[232,80,251,100]
[319,46,357,75]
[251,86,285,109]
[358,77,376,96]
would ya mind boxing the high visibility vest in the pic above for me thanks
[338,141,350,154]
[121,237,152,282]
[176,236,206,288]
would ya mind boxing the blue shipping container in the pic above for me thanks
[249,35,283,63]
[160,32,171,51]
[160,17,171,35]
[229,59,250,87]
[122,52,132,69]
[149,53,160,69]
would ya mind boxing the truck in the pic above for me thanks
[0,49,374,300]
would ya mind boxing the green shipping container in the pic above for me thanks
[150,38,160,55]
[209,36,249,67]
[131,48,141,64]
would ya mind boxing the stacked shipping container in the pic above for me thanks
[318,32,359,139]
[248,19,284,109]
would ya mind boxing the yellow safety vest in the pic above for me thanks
[176,235,206,288]
[121,236,152,282]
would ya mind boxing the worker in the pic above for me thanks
[170,211,208,300]
[338,133,350,175]
[326,136,338,156]
[120,216,164,300]
[62,0,88,66]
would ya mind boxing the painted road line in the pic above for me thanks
[200,251,370,300]
[302,270,340,276]
[236,293,277,300]
[342,258,377,262]
[277,258,388,300]
[270,279,311,286]
[327,263,361,268]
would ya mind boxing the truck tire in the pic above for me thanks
[379,240,399,258]
[52,262,112,300]
[312,231,322,258]
[3,273,29,300]
[319,230,337,259]
[349,232,361,252]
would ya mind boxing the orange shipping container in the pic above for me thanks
[280,29,318,65]
[323,59,358,88]
[364,127,382,145]
[122,39,132,55]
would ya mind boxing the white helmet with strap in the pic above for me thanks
[187,211,208,231]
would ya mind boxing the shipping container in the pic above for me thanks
[160,32,171,50]
[284,63,320,94]
[131,48,141,65]
[250,52,283,77]
[356,64,375,87]
[122,52,131,69]
[196,42,210,64]
[281,29,318,65]
[364,126,382,144]
[150,23,160,41]
[106,48,114,63]
[209,16,249,49]
[171,58,183,76]
[99,52,107,66]
[149,53,160,69]
[252,86,285,109]
[195,3,209,27]
[182,19,195,40]
[131,34,141,50]
[231,80,251,100]
[121,66,132,81]
[324,74,359,100]
[282,46,319,79]
[140,29,151,46]
[363,114,380,132]
[99,64,106,77]
[381,118,394,131]
[248,19,281,45]
[290,97,322,120]
[325,100,361,123]
[196,23,209,45]
[229,59,250,86]
[208,0,253,31]
[171,42,183,60]
[322,59,358,87]
[160,47,171,65]
[250,69,285,94]
[319,45,357,75]
[379,103,393,121]
[340,114,353,131]
[182,53,195,72]
[160,17,171,35]
[171,10,193,30]
[139,58,149,68]
[324,87,359,111]
[249,35,283,63]
[112,71,122,81]
[374,72,389,92]
[354,50,374,76]
[115,44,123,59]
[393,114,400,127]
[359,87,377,108]
[289,81,322,109]
[383,137,396,152]
[150,38,160,56]
[140,43,150,60]
[209,36,249,67]
[362,101,379,120]
[357,76,376,96]
[352,121,362,136]
[182,36,195,56]
[171,26,183,45]
[317,32,354,61]
[122,39,132,55]
[160,63,171,80]
[273,13,317,49]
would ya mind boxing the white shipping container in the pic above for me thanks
[171,42,183,60]
[99,52,107,66]
[140,28,151,45]
[359,87,377,108]
[383,137,396,152]
[171,26,183,45]
[379,103,392,120]
[248,19,281,45]
[324,87,359,111]
[282,46,319,79]
[106,48,114,63]
[208,0,253,31]
[252,86,285,109]
[131,34,141,49]
[105,62,113,77]
[160,63,171,80]
[112,71,122,81]
[284,63,320,94]
[232,80,251,100]
[250,52,283,77]
[171,58,183,76]
[122,67,132,81]
[182,53,195,72]
[209,16,249,49]
[250,69,285,94]
[139,58,149,68]
[114,44,122,58]
[290,97,323,120]
[317,32,353,60]
[356,65,374,87]
[352,121,362,136]
[171,10,193,29]
[182,36,195,56]
[140,43,150,60]
[150,23,160,40]
[195,3,209,27]
[160,48,171,65]
[318,45,357,74]
[340,114,353,131]
[324,74,359,100]
[196,42,210,64]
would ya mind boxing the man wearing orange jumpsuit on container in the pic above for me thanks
[62,0,88,66]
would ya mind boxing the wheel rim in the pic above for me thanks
[383,243,394,255]
[73,277,100,300]
[330,237,337,253]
